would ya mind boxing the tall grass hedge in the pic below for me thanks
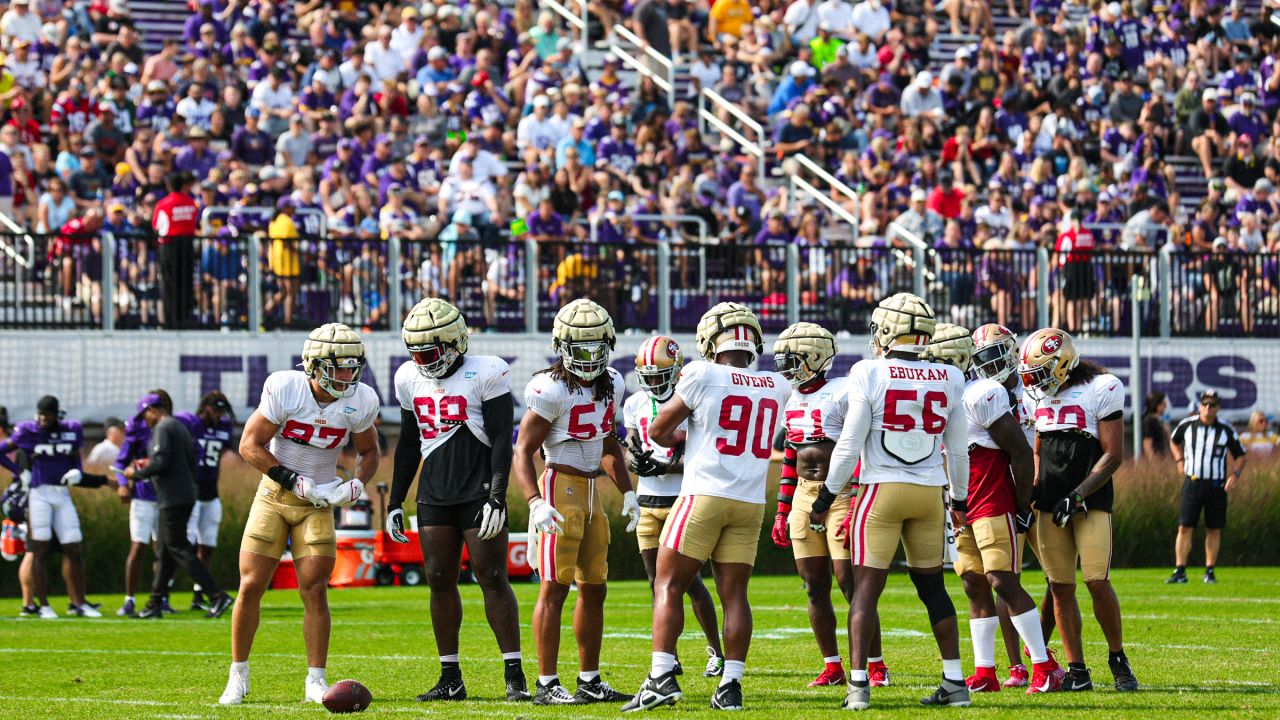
[3,444,1277,597]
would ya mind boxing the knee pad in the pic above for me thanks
[910,570,955,626]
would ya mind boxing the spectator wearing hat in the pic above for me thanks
[153,171,198,328]
[174,126,215,178]
[1188,89,1230,178]
[902,70,945,122]
[182,0,225,48]
[230,107,271,169]
[0,0,40,49]
[251,67,295,138]
[773,103,816,157]
[390,6,424,64]
[768,60,816,115]
[266,196,300,328]
[1223,133,1263,192]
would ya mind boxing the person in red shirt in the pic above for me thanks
[927,170,966,219]
[51,207,104,318]
[152,172,199,328]
[1054,211,1096,333]
[7,98,42,147]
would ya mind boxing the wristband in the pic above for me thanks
[950,497,967,513]
[267,465,298,491]
[810,486,837,514]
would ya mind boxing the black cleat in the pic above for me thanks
[18,604,38,618]
[1203,568,1217,584]
[575,677,633,704]
[1063,666,1094,691]
[1165,570,1187,584]
[191,590,207,611]
[919,677,970,707]
[505,675,531,702]
[205,593,233,619]
[134,602,164,619]
[1108,654,1139,691]
[621,672,682,712]
[416,676,467,701]
[710,679,743,710]
[674,660,683,676]
[533,679,584,705]
[160,597,176,615]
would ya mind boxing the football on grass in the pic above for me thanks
[323,679,372,713]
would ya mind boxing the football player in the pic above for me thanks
[625,302,790,712]
[622,335,725,679]
[220,324,380,705]
[1018,328,1138,692]
[389,299,529,702]
[971,324,1057,689]
[925,324,1064,695]
[176,391,236,611]
[808,293,970,711]
[512,299,641,706]
[770,322,889,689]
[0,396,107,618]
[112,389,172,617]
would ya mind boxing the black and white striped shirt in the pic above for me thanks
[1171,417,1245,484]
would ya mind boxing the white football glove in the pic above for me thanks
[529,497,564,535]
[620,490,641,533]
[291,475,329,508]
[476,498,508,541]
[385,506,409,543]
[61,469,83,486]
[19,470,31,491]
[324,479,365,507]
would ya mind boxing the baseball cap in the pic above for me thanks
[1199,389,1220,404]
[1202,88,1218,101]
[246,106,261,118]
[453,209,473,225]
[427,46,447,61]
[911,188,927,202]
[532,94,550,108]
[36,395,60,416]
[108,201,126,213]
[276,195,295,210]
[1242,91,1257,104]
[607,190,625,202]
[789,60,815,78]
[915,70,933,87]
[133,392,164,421]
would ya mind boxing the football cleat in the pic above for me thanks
[674,660,683,677]
[868,661,891,688]
[966,667,1001,693]
[1062,666,1093,691]
[116,598,137,617]
[1165,570,1188,584]
[505,675,531,702]
[533,679,584,705]
[160,597,176,615]
[68,603,102,618]
[1004,664,1029,688]
[1028,658,1066,694]
[416,676,466,701]
[710,679,743,710]
[219,665,250,705]
[134,602,164,619]
[705,647,725,677]
[920,677,971,707]
[842,679,870,710]
[1108,653,1139,692]
[18,604,39,617]
[1203,568,1217,584]
[621,671,682,712]
[38,605,58,619]
[191,591,207,611]
[810,666,847,687]
[304,676,329,703]
[575,677,633,704]
[205,593,234,619]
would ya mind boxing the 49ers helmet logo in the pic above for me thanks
[664,339,678,359]
[1042,335,1062,354]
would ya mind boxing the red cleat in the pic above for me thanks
[1003,664,1029,688]
[868,661,891,687]
[966,667,1001,693]
[809,666,846,687]
[1027,658,1065,694]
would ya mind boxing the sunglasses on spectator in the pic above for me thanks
[1201,400,1219,407]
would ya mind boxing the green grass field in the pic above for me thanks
[2,568,1278,719]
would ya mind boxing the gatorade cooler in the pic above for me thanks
[1,520,25,561]
[270,552,298,589]
[330,530,379,587]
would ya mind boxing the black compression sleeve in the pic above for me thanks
[390,407,422,510]
[79,473,109,488]
[482,392,515,501]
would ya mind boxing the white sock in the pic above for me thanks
[502,651,523,661]
[850,670,868,682]
[124,595,135,604]
[440,654,459,663]
[942,658,963,682]
[1011,608,1048,664]
[230,661,248,673]
[969,616,999,669]
[867,656,883,664]
[578,670,599,683]
[538,675,558,686]
[651,652,677,677]
[307,667,326,683]
[720,660,745,686]
[193,583,202,593]
[824,655,843,665]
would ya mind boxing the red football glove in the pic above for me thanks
[771,513,791,548]
[837,508,854,549]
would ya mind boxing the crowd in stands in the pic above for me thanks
[0,0,1277,335]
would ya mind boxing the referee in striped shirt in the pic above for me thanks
[1167,390,1246,585]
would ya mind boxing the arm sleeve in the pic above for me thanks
[523,374,566,422]
[824,394,872,496]
[389,407,422,509]
[482,392,515,500]
[0,445,17,476]
[1226,425,1246,457]
[133,423,172,480]
[943,392,970,502]
[1170,418,1187,446]
[777,443,798,515]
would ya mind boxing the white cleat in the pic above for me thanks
[304,676,329,703]
[219,666,250,705]
[38,605,58,619]
[70,604,102,618]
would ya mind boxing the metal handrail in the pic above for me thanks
[0,211,34,268]
[887,221,930,298]
[609,45,674,100]
[589,212,707,246]
[614,25,674,77]
[200,205,327,238]
[789,155,861,243]
[543,0,585,31]
[700,88,767,187]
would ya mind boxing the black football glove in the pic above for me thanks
[475,497,508,541]
[626,434,683,477]
[1051,493,1086,528]
[385,504,409,544]
[1015,506,1036,534]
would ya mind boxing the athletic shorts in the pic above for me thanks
[534,468,609,585]
[417,496,487,532]
[789,479,853,561]
[955,513,1020,576]
[187,498,223,547]
[636,497,676,553]
[660,494,764,566]
[1179,478,1228,530]
[1034,509,1112,584]
[850,482,946,570]
[1015,519,1040,565]
[130,498,159,544]
[241,477,337,560]
[28,485,82,544]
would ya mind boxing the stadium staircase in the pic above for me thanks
[131,0,191,54]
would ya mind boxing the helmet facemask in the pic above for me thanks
[561,340,611,381]
[973,343,1016,384]
[1018,356,1063,398]
[774,350,813,387]
[637,364,679,401]
[314,356,365,399]
[408,342,461,379]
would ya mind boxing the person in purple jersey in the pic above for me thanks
[0,396,106,618]
[112,388,171,617]
[175,391,236,611]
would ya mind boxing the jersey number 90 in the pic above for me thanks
[717,396,779,459]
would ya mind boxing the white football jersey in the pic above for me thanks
[523,367,626,473]
[1030,373,1124,439]
[676,361,790,504]
[394,355,511,457]
[258,370,380,483]
[622,391,687,497]
[844,357,968,486]
[1014,383,1035,446]
[783,376,851,444]
[964,377,1014,450]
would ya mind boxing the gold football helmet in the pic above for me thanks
[924,322,974,372]
[1018,328,1080,397]
[773,322,837,387]
[403,298,469,379]
[696,302,763,361]
[552,299,616,381]
[635,335,683,401]
[302,323,365,398]
[971,323,1019,384]
[869,292,936,356]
